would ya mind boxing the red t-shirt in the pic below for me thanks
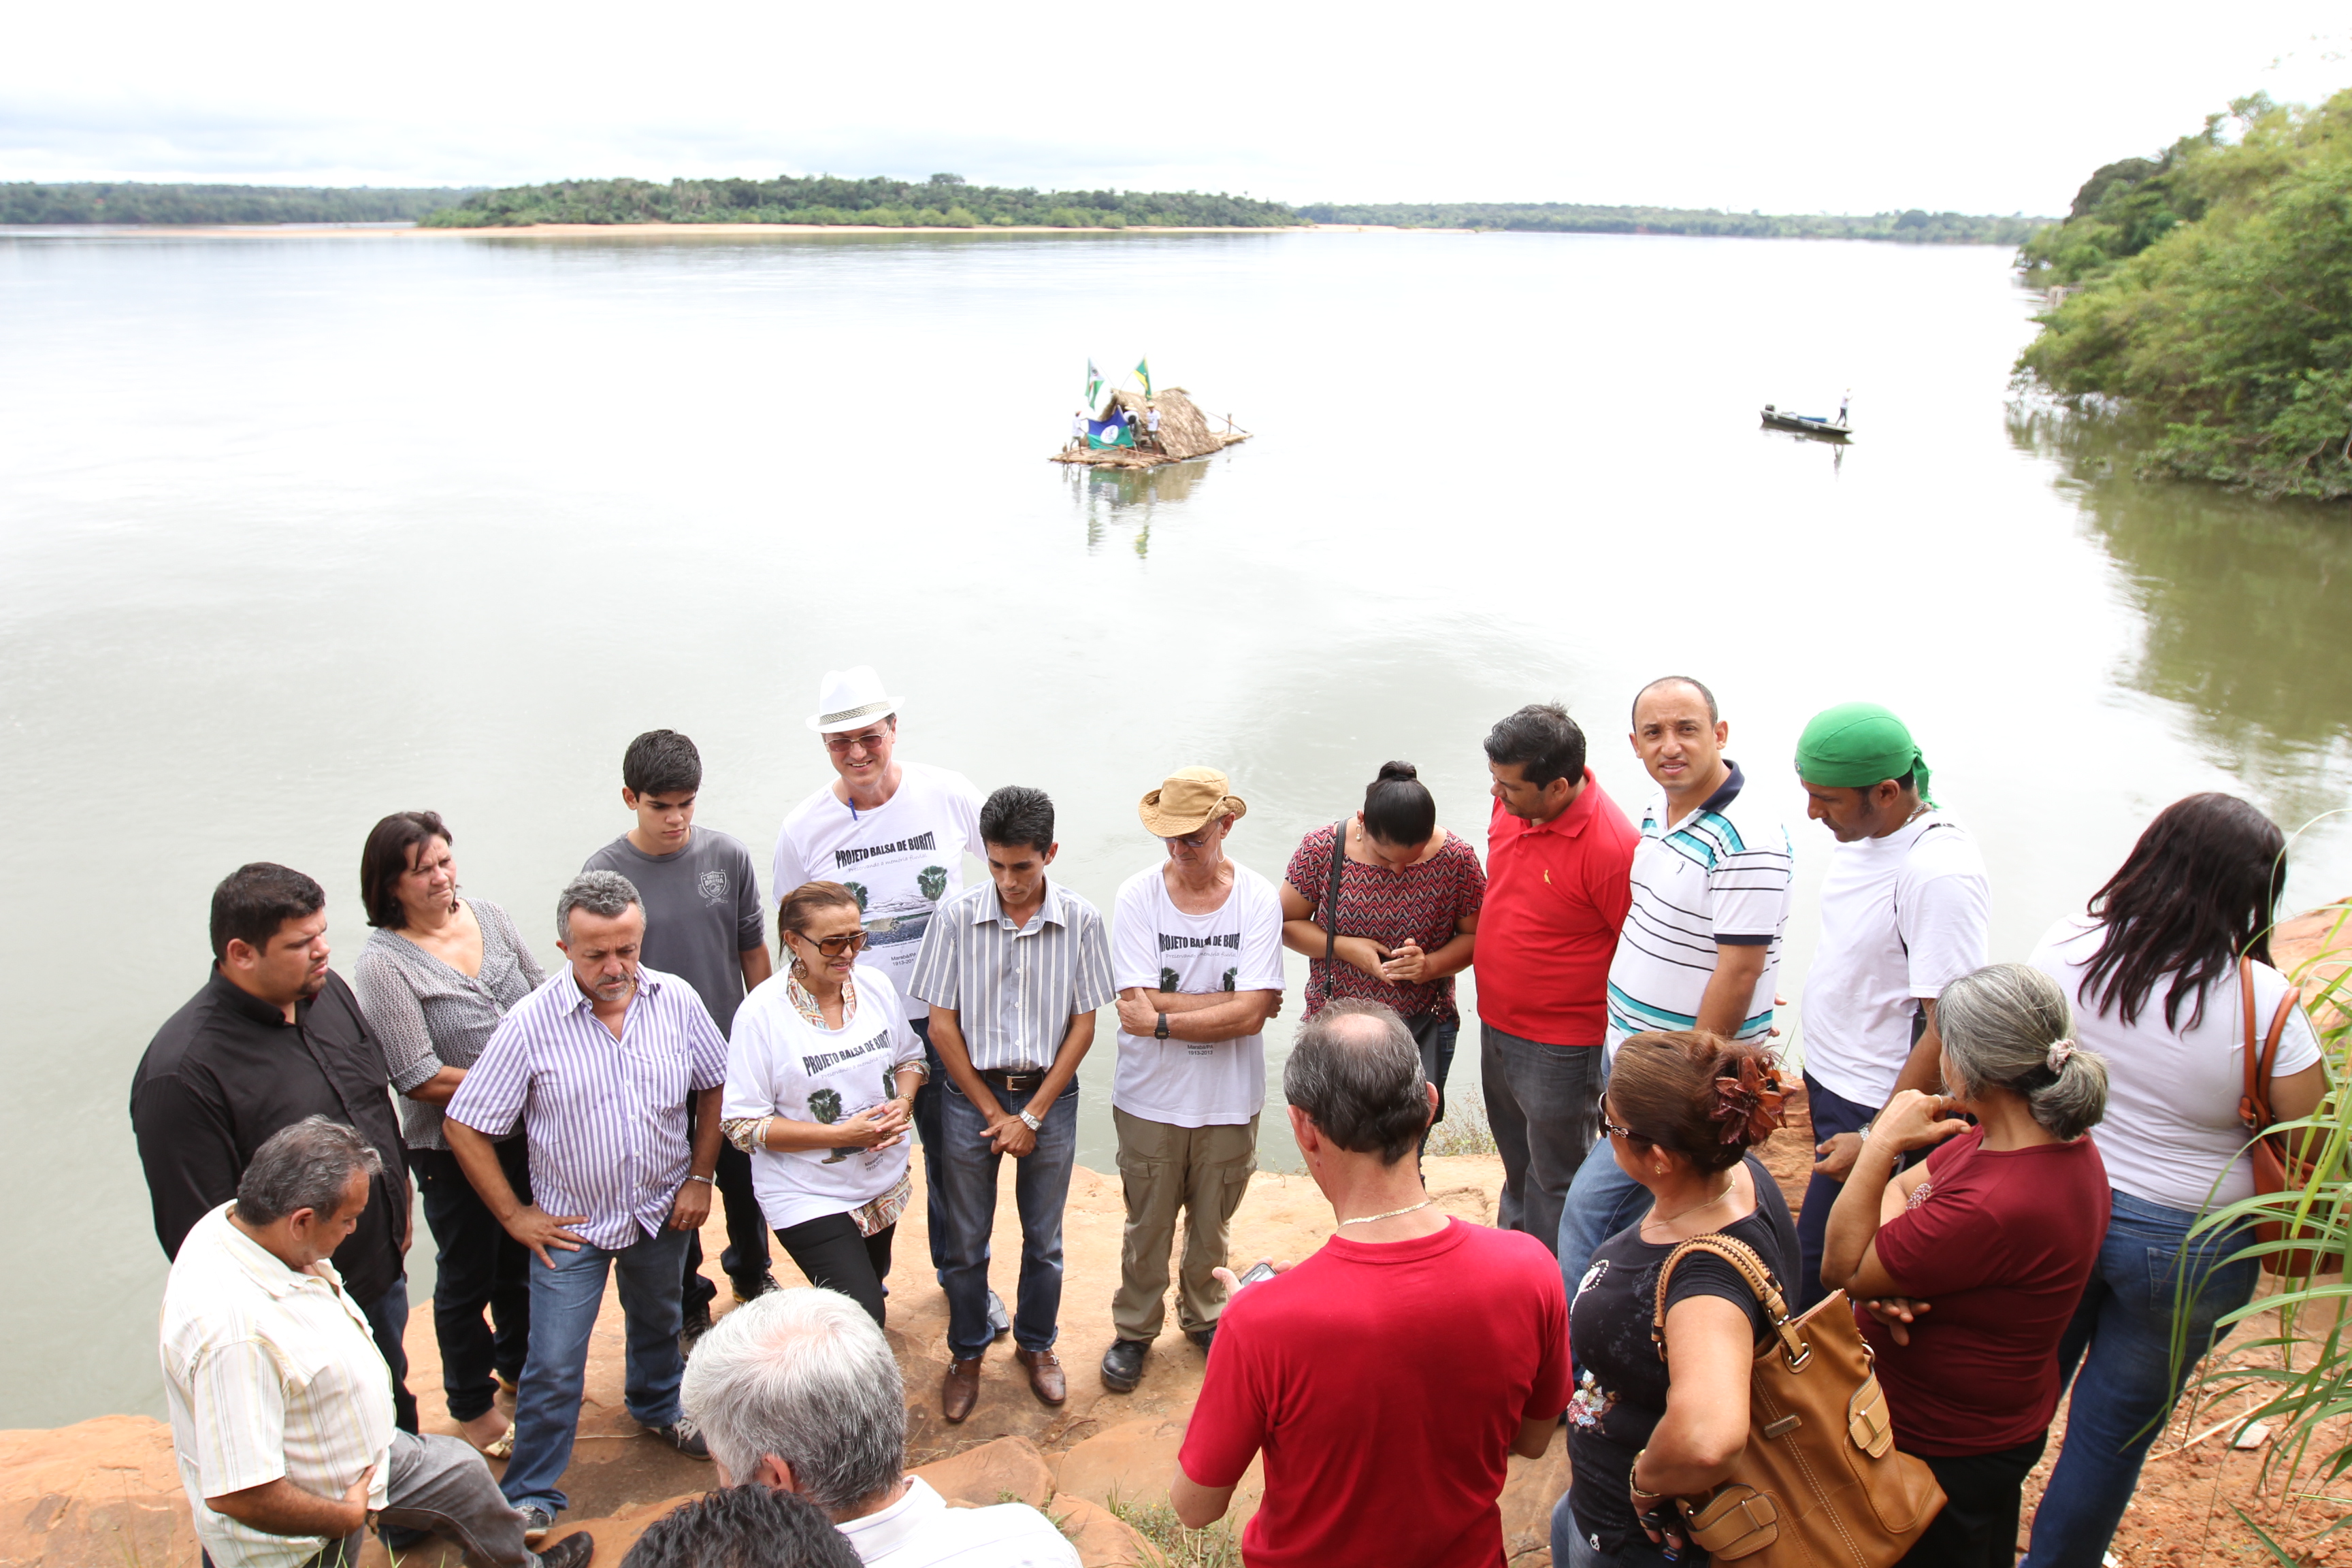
[1477,772,1639,1044]
[1179,1218,1571,1568]
[1863,1127,2109,1456]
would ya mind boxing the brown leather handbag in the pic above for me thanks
[1651,1235,1944,1568]
[2237,956,2336,1276]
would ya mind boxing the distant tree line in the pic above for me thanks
[418,174,1297,229]
[1292,201,2051,244]
[0,183,474,225]
[2016,91,2352,501]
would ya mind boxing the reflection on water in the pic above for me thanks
[1069,456,1220,556]
[1759,425,1848,475]
[2009,405,2352,828]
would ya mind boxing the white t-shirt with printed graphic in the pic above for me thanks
[1111,860,1288,1128]
[771,762,983,1024]
[723,963,926,1232]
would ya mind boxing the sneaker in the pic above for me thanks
[1186,1324,1217,1354]
[732,1272,780,1305]
[536,1531,594,1568]
[520,1507,556,1548]
[679,1304,715,1358]
[987,1290,1011,1341]
[1100,1338,1149,1393]
[647,1414,710,1459]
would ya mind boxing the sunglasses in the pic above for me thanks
[823,728,891,754]
[1162,828,1219,849]
[791,930,869,957]
[1599,1107,1640,1142]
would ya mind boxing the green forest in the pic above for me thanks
[1294,202,2048,244]
[419,174,1296,229]
[2016,91,2352,500]
[0,183,472,224]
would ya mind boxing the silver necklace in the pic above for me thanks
[1337,1197,1435,1227]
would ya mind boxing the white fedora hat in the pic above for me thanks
[806,666,902,734]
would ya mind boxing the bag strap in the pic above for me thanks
[1320,821,1350,974]
[1650,1231,1810,1371]
[2239,955,2304,1134]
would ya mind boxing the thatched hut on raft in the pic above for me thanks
[1052,387,1250,469]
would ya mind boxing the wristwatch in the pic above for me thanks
[1019,1110,1043,1133]
[1154,1012,1171,1040]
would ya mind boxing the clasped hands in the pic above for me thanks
[1335,936,1430,985]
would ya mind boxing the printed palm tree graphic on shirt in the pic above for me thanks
[917,865,949,902]
[1223,968,1237,992]
[843,881,869,913]
[808,1087,853,1163]
[1161,966,1179,993]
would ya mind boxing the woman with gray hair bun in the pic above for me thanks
[1822,962,2110,1568]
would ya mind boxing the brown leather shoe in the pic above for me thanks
[942,1356,983,1423]
[1015,1347,1067,1406]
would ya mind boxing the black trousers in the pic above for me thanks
[409,1140,532,1423]
[1897,1435,2049,1568]
[683,1140,774,1316]
[775,1213,896,1326]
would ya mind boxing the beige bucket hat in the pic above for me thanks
[1137,766,1249,837]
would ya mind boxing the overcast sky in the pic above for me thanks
[3,1,2346,214]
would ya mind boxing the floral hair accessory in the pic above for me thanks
[1711,1057,1791,1145]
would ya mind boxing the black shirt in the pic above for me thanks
[129,968,411,1305]
[1565,1154,1801,1555]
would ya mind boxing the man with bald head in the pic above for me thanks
[1173,1000,1569,1568]
[1556,676,1793,1302]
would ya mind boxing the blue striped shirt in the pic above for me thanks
[446,965,729,1250]
[906,879,1115,1071]
[1603,762,1793,1050]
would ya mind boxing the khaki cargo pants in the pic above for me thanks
[1109,1107,1260,1341]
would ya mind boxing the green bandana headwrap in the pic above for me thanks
[1795,702,1935,806]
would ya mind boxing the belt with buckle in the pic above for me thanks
[978,1068,1047,1092]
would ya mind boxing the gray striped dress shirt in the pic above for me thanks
[445,966,729,1250]
[907,880,1114,1071]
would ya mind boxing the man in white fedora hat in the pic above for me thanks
[770,667,1004,1337]
[1098,766,1286,1396]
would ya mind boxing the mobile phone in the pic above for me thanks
[1237,1261,1277,1287]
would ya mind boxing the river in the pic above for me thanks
[3,226,2347,1428]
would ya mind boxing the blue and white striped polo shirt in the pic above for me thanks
[1603,762,1793,1051]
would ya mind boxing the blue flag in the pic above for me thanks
[1088,415,1137,450]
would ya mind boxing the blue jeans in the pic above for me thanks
[1480,1024,1605,1257]
[1793,1073,1878,1312]
[1558,1048,1646,1313]
[938,1077,1078,1359]
[2020,1190,2259,1568]
[500,1223,691,1515]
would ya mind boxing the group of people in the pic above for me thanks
[127,661,2326,1568]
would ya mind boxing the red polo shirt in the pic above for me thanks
[1478,770,1638,1045]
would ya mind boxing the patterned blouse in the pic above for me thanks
[353,899,545,1151]
[1283,823,1487,1024]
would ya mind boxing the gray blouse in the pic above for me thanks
[353,898,546,1151]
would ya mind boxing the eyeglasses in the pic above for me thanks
[1162,828,1218,849]
[791,930,868,957]
[823,728,891,754]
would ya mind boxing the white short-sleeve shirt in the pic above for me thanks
[772,763,983,1024]
[836,1476,1079,1567]
[2032,916,2323,1210]
[160,1204,395,1568]
[1797,812,1990,1108]
[1110,860,1288,1127]
[723,964,925,1232]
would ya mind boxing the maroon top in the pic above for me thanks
[1864,1126,2109,1456]
[1283,823,1486,1024]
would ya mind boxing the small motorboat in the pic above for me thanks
[1761,400,1851,440]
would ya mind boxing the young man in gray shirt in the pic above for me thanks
[583,729,774,1341]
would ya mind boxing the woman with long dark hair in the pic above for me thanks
[351,810,545,1457]
[1279,761,1484,1117]
[2018,794,2327,1568]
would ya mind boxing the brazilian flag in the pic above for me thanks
[1088,414,1136,449]
[1134,357,1152,396]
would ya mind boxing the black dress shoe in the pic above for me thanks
[1186,1324,1217,1354]
[1100,1338,1149,1392]
[537,1530,594,1568]
[987,1290,1011,1341]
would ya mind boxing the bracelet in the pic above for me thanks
[685,1173,715,1186]
[1628,1450,1663,1501]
